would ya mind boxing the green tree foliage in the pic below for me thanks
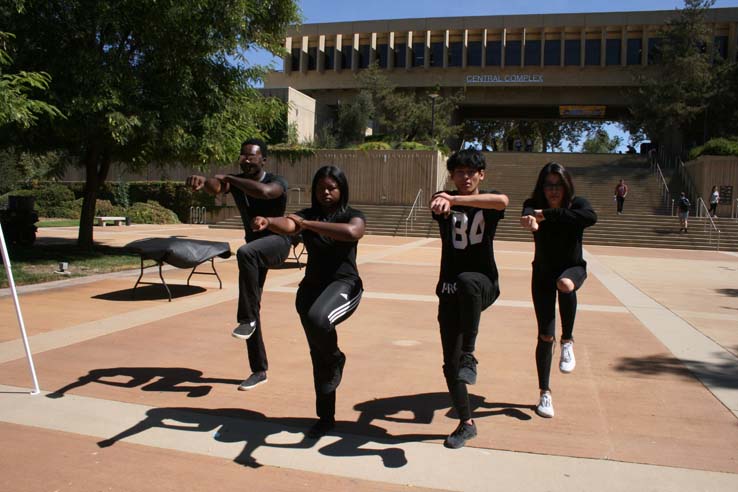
[581,129,623,153]
[0,0,299,248]
[356,65,463,145]
[336,92,374,147]
[0,32,63,129]
[625,0,721,147]
[462,119,602,152]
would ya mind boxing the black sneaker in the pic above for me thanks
[457,353,478,385]
[319,352,346,394]
[306,418,335,439]
[232,321,256,340]
[444,421,477,449]
[238,372,267,390]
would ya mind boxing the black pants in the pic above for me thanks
[296,279,363,421]
[438,272,499,422]
[709,202,717,216]
[236,234,291,373]
[531,265,587,392]
[616,196,625,213]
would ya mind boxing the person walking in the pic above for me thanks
[613,179,628,215]
[252,165,365,438]
[520,162,597,418]
[430,149,508,448]
[677,192,691,233]
[709,186,719,218]
[186,138,291,391]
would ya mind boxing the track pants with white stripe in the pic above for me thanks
[296,278,363,420]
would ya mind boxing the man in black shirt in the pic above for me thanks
[430,149,508,449]
[185,139,291,390]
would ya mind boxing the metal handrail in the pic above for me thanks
[288,187,303,205]
[677,159,697,205]
[189,206,207,224]
[696,197,720,251]
[404,188,424,235]
[653,161,670,209]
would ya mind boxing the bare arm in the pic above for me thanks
[251,216,300,235]
[185,175,230,195]
[222,175,284,200]
[430,191,508,215]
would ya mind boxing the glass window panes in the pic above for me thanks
[291,48,300,71]
[714,36,728,61]
[505,40,521,66]
[627,38,642,65]
[448,41,463,67]
[377,44,389,68]
[308,47,317,70]
[467,41,482,66]
[564,39,580,66]
[358,44,370,69]
[585,39,601,65]
[486,40,502,66]
[544,39,561,65]
[525,40,541,66]
[325,46,335,70]
[606,38,621,65]
[412,42,425,67]
[648,37,662,64]
[394,43,406,67]
[430,41,444,67]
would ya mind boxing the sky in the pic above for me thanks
[248,0,738,150]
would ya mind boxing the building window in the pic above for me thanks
[357,44,370,69]
[449,41,463,67]
[291,48,300,71]
[714,35,728,61]
[412,42,425,67]
[564,39,580,66]
[505,40,521,66]
[468,41,482,66]
[648,37,662,64]
[430,41,444,67]
[394,43,406,67]
[525,40,541,66]
[585,39,601,65]
[544,39,561,66]
[627,38,642,65]
[486,40,502,66]
[307,47,317,70]
[377,44,389,68]
[606,38,620,65]
[325,46,335,70]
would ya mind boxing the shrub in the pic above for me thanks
[0,185,77,217]
[358,141,393,150]
[396,141,433,150]
[688,137,738,160]
[127,201,180,224]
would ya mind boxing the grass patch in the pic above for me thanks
[0,244,140,288]
[36,219,80,228]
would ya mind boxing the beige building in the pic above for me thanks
[264,8,738,142]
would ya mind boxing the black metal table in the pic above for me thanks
[125,238,232,301]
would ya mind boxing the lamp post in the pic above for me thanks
[429,92,439,142]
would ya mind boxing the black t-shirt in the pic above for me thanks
[521,196,597,273]
[229,172,288,242]
[295,206,365,287]
[432,190,505,297]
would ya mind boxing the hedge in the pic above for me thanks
[688,137,738,160]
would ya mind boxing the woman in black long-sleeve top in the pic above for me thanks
[520,162,597,419]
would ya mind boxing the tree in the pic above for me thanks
[336,92,374,147]
[0,0,299,249]
[626,0,717,149]
[581,129,622,153]
[356,65,463,145]
[462,119,601,152]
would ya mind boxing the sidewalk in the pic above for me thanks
[1,225,737,491]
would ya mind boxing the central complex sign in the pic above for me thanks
[465,74,544,84]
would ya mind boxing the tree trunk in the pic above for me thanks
[77,144,111,250]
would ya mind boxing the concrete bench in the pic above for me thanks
[96,216,127,227]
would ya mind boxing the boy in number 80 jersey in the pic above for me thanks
[430,149,509,449]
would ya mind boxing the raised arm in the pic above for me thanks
[430,191,508,215]
[222,175,284,200]
[537,197,597,228]
[185,175,229,195]
[298,215,365,242]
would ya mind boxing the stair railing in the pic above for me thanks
[696,197,720,251]
[652,161,671,210]
[404,189,424,236]
[677,159,698,206]
[189,206,206,224]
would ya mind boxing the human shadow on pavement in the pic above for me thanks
[46,367,241,399]
[96,407,422,468]
[92,284,206,301]
[716,288,738,297]
[615,352,738,389]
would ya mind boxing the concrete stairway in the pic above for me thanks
[210,153,738,251]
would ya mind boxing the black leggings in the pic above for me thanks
[709,202,717,216]
[296,279,362,421]
[438,272,499,421]
[531,265,587,392]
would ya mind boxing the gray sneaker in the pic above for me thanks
[232,321,256,340]
[238,372,267,390]
[457,353,478,385]
[444,421,477,449]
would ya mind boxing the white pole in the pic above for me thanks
[0,225,41,395]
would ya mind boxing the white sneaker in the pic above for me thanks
[536,392,554,418]
[560,341,576,373]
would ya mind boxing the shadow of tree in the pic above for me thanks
[92,284,206,301]
[614,352,738,390]
[46,367,241,398]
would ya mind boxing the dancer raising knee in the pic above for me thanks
[520,162,597,418]
[252,165,365,438]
